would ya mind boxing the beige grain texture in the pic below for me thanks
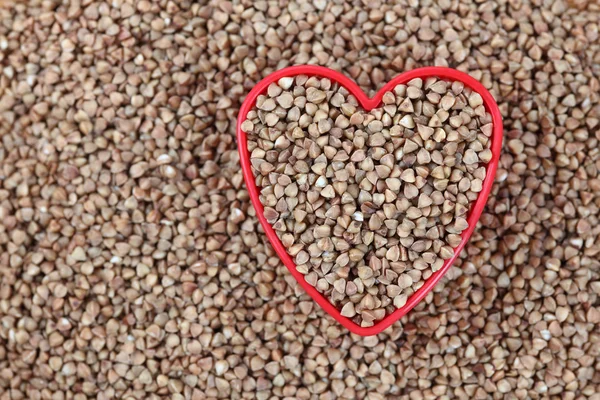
[0,0,599,399]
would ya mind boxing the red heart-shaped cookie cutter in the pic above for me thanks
[237,65,503,336]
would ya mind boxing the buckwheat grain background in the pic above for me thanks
[0,0,599,399]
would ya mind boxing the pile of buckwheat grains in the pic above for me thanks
[244,76,493,326]
[0,0,599,398]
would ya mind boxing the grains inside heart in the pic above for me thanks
[242,75,493,327]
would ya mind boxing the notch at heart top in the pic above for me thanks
[237,66,502,336]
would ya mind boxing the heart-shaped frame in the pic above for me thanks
[237,65,503,336]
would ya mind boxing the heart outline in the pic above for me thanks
[237,65,503,336]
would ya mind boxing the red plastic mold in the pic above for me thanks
[237,65,503,336]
